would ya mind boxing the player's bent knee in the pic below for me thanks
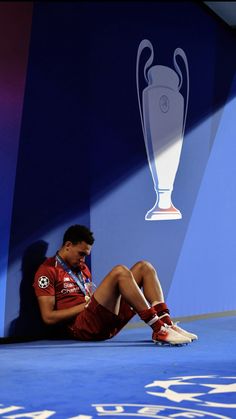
[111,264,131,279]
[137,260,156,274]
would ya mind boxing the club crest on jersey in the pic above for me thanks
[38,276,49,288]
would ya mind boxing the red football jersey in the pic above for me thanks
[33,256,91,309]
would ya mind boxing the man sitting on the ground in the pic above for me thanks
[34,224,198,345]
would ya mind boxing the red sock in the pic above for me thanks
[138,307,164,333]
[153,302,172,325]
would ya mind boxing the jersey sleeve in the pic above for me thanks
[33,265,56,297]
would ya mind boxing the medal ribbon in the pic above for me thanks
[55,253,87,296]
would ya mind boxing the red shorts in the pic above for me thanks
[67,295,135,341]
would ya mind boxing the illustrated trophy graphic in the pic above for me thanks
[136,39,189,220]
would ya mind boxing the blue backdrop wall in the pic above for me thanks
[1,2,236,337]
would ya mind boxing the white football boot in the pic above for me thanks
[152,324,191,346]
[171,323,198,341]
[159,314,198,341]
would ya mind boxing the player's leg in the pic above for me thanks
[130,260,198,341]
[93,264,190,345]
[130,260,164,305]
[93,264,151,315]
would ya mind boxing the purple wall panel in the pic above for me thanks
[0,3,32,336]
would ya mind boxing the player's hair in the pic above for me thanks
[63,225,95,246]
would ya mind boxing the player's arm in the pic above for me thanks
[37,295,86,325]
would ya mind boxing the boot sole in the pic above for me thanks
[152,339,190,346]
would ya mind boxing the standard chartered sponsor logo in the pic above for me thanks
[64,283,76,288]
[61,286,79,294]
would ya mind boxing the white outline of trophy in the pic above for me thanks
[136,39,189,220]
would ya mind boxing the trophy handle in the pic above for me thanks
[136,39,154,140]
[173,48,189,137]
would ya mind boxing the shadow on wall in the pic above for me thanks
[9,240,54,339]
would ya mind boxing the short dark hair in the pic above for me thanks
[63,225,95,246]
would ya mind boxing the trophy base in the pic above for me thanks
[145,205,182,221]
